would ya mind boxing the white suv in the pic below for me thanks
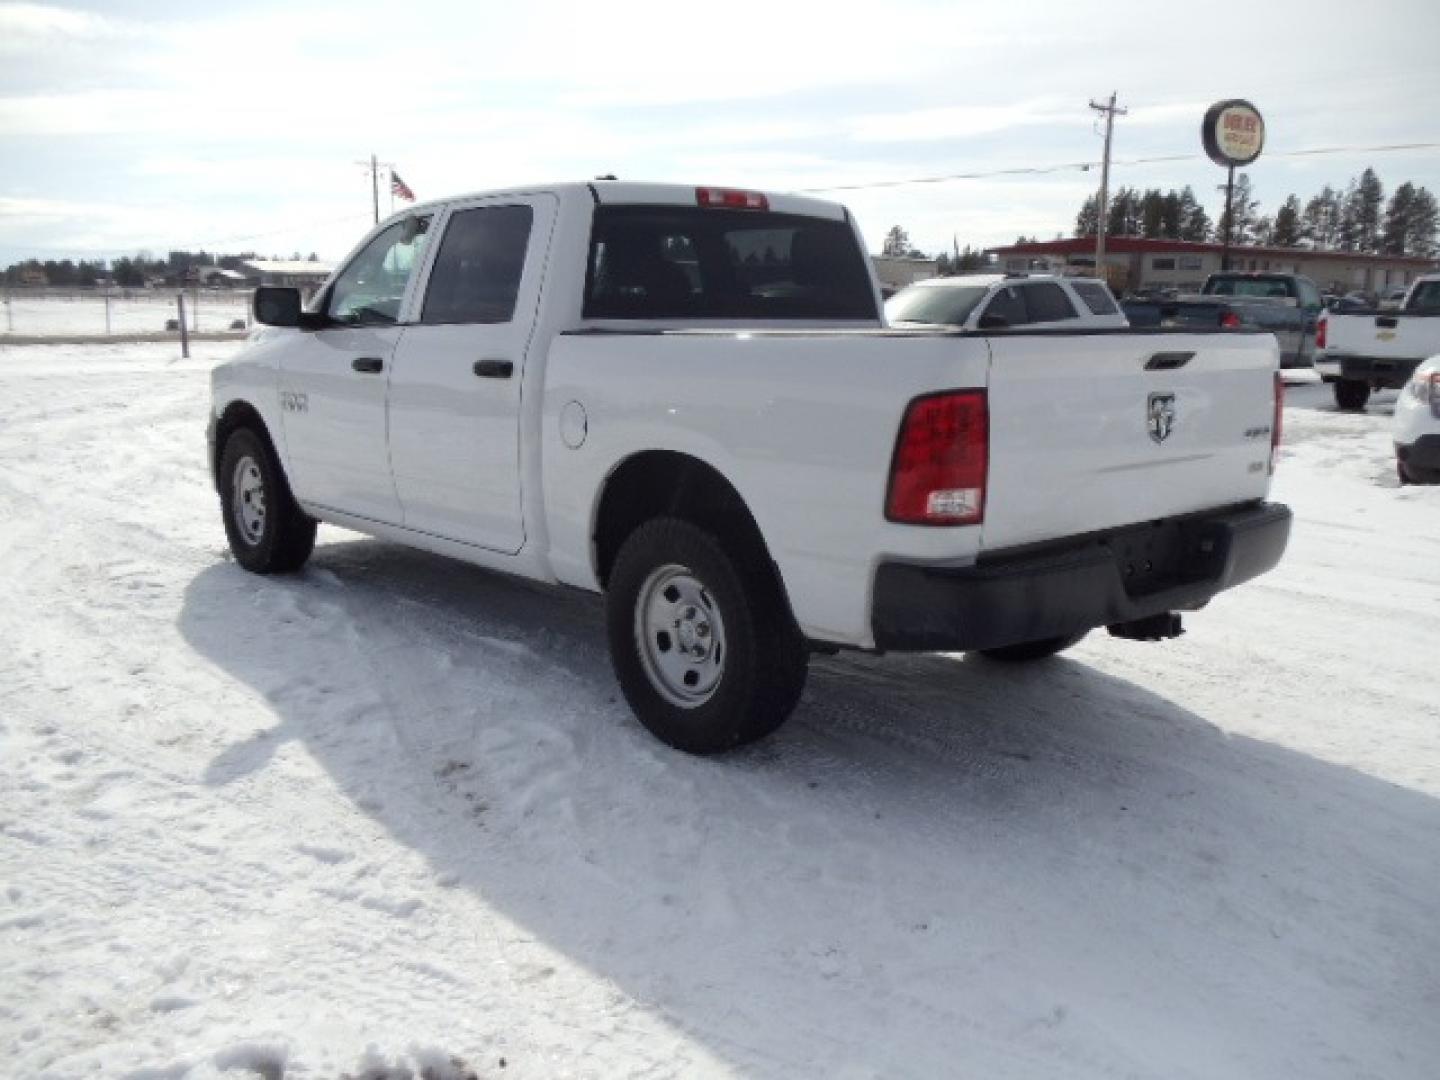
[885,274,1129,331]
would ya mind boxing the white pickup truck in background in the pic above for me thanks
[209,181,1291,754]
[1317,274,1440,411]
[885,273,1128,330]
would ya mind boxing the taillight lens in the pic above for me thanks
[1315,315,1327,350]
[886,391,988,525]
[695,187,769,210]
[1271,372,1284,474]
[1220,311,1242,329]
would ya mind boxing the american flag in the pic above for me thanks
[390,170,416,202]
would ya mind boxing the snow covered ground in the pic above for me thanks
[2,295,250,338]
[1,343,1437,1080]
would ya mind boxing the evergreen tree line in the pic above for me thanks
[1072,168,1438,257]
[3,249,322,288]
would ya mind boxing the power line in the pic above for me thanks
[799,140,1440,194]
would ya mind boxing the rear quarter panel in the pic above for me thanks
[542,331,991,645]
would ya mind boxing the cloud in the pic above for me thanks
[0,2,117,41]
[848,100,1083,144]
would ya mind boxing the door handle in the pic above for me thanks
[1144,350,1194,371]
[473,358,514,379]
[352,356,384,373]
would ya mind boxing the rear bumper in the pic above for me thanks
[1397,434,1440,470]
[1335,354,1424,389]
[871,502,1292,652]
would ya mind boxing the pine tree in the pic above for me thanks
[1177,186,1210,241]
[1407,187,1439,258]
[1106,187,1141,237]
[1139,189,1167,238]
[1341,169,1384,252]
[1382,182,1416,254]
[1160,191,1183,239]
[1074,194,1100,237]
[1217,174,1261,245]
[882,225,910,257]
[1301,187,1342,248]
[1271,195,1303,247]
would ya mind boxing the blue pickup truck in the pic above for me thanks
[1122,273,1324,369]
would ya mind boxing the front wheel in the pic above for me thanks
[1334,380,1371,412]
[606,518,807,754]
[218,427,316,573]
[977,631,1088,663]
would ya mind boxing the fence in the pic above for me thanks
[1,286,253,339]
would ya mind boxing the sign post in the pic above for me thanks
[1202,99,1265,272]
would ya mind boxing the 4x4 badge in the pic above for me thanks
[1148,392,1176,444]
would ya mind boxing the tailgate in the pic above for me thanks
[1328,312,1439,359]
[982,332,1277,551]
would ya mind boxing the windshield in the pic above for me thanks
[1407,281,1440,312]
[885,284,990,325]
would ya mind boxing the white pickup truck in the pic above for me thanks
[1317,274,1440,410]
[209,181,1291,753]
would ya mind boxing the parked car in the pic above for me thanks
[209,180,1290,754]
[1316,274,1440,410]
[885,273,1128,330]
[1394,356,1440,484]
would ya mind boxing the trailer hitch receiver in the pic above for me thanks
[1108,612,1185,642]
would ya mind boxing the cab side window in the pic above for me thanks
[327,216,432,326]
[983,286,1027,326]
[421,205,534,325]
[1022,283,1079,322]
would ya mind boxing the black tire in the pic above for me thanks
[606,517,807,754]
[1399,459,1440,485]
[977,631,1088,663]
[218,426,316,573]
[1334,380,1371,411]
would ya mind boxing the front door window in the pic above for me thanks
[326,216,431,326]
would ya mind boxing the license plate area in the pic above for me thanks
[1102,518,1224,597]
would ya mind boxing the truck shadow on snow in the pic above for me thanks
[179,537,1440,1078]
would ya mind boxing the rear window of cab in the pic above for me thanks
[583,205,878,320]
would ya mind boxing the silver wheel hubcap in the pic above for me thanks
[231,455,267,546]
[634,563,727,708]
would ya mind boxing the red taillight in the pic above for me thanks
[695,186,769,210]
[1220,311,1242,329]
[1271,372,1284,474]
[886,391,988,525]
[1315,314,1327,350]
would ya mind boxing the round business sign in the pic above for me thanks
[1202,99,1265,167]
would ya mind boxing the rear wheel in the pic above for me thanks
[1398,458,1440,485]
[606,517,807,754]
[977,631,1088,663]
[1334,380,1371,411]
[218,427,316,573]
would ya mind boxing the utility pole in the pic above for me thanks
[356,154,393,225]
[1088,92,1127,285]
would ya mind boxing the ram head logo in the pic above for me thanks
[1148,392,1177,444]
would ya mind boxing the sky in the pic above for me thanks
[2,0,1439,268]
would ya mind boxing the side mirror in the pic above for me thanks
[253,286,303,328]
[977,312,1010,330]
